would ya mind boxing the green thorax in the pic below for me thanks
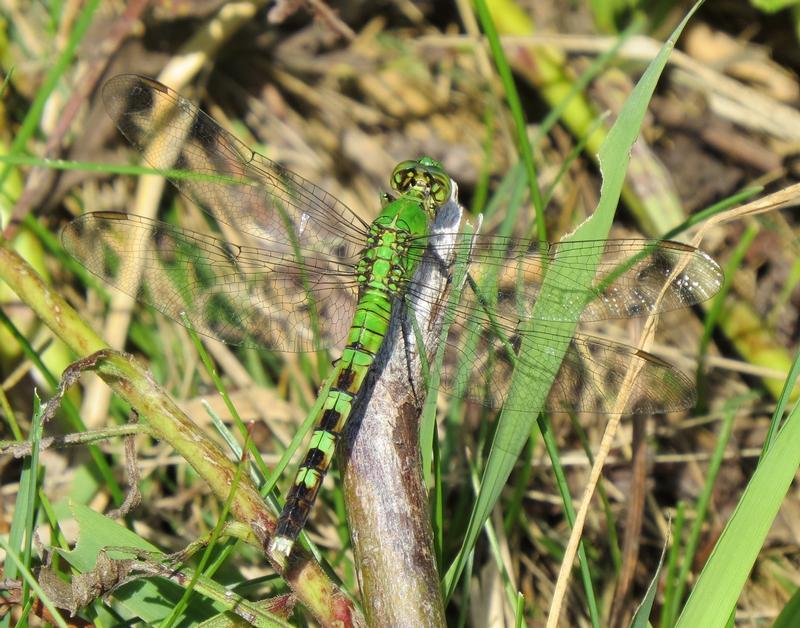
[355,157,452,294]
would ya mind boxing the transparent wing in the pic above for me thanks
[404,236,723,326]
[439,318,694,414]
[61,212,357,352]
[404,236,721,413]
[101,74,369,256]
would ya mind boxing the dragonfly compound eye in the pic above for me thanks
[429,174,452,204]
[390,160,419,193]
[390,158,452,205]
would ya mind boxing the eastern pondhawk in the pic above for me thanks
[61,75,723,567]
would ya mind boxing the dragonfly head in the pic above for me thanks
[390,157,452,214]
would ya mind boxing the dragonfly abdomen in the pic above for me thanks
[268,221,423,567]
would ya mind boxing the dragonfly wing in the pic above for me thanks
[418,236,710,413]
[61,212,357,352]
[101,74,367,257]
[430,237,723,325]
[439,317,694,414]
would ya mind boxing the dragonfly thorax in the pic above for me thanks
[390,157,451,216]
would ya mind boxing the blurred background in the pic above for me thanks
[1,1,800,626]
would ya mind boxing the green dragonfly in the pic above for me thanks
[61,75,723,567]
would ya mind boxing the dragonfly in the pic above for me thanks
[61,75,723,567]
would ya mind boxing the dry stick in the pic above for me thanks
[0,424,143,458]
[453,0,518,164]
[546,335,653,627]
[339,194,466,627]
[107,411,143,520]
[697,183,800,233]
[546,183,800,626]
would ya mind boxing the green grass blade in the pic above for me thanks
[665,395,752,624]
[676,350,800,627]
[474,0,545,241]
[161,446,247,628]
[1,0,100,188]
[695,224,759,409]
[5,393,44,599]
[181,313,272,483]
[538,414,600,627]
[443,1,703,599]
[774,586,800,628]
[532,19,646,208]
[762,328,800,457]
[659,502,687,628]
[630,541,667,628]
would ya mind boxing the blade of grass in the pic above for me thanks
[181,313,271,481]
[443,0,703,601]
[0,534,68,628]
[664,394,753,624]
[695,224,760,410]
[676,349,800,627]
[630,539,668,628]
[186,313,345,576]
[473,0,545,242]
[545,9,703,625]
[5,393,44,599]
[161,438,248,628]
[773,586,800,628]
[659,502,687,628]
[0,0,100,188]
[538,414,600,627]
[762,334,800,457]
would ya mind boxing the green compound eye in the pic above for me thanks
[389,157,452,204]
[390,160,417,193]
[430,175,451,204]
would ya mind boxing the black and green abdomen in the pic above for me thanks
[268,194,438,565]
